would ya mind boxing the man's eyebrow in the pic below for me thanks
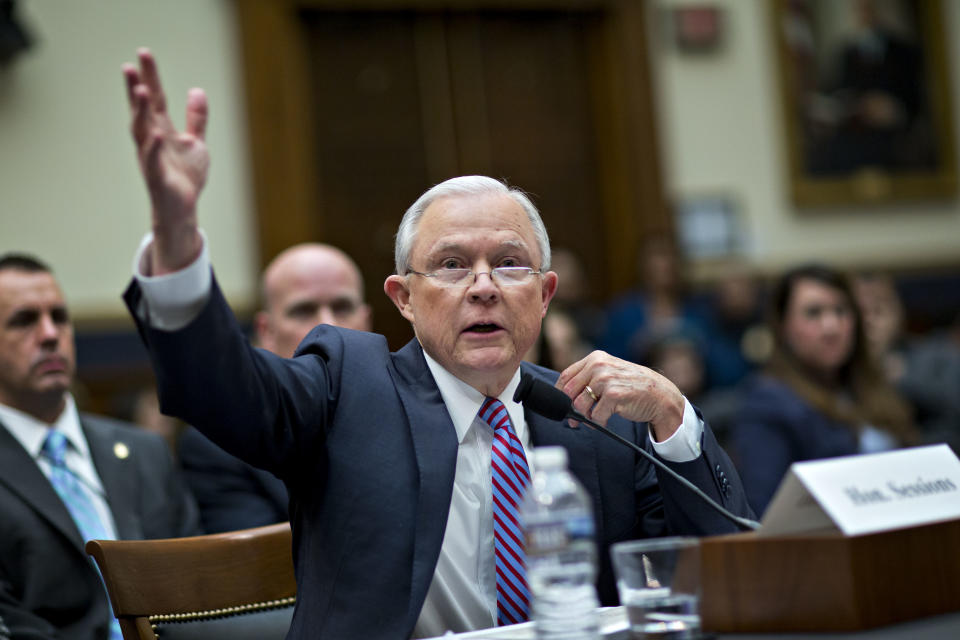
[428,239,529,255]
[427,241,465,255]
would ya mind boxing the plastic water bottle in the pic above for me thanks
[522,446,600,640]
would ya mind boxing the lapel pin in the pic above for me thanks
[113,442,130,460]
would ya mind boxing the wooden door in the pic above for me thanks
[237,0,668,350]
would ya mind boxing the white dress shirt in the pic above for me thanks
[132,232,705,637]
[0,395,119,541]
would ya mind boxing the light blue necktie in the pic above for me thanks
[480,397,531,626]
[41,430,123,640]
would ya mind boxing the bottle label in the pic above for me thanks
[526,514,595,555]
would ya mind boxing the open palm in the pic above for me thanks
[123,49,208,270]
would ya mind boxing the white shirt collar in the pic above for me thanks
[0,394,89,460]
[420,350,527,445]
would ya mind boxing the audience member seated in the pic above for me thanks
[600,232,710,364]
[525,307,592,371]
[643,328,742,453]
[852,271,910,384]
[547,247,607,349]
[898,312,960,454]
[731,263,915,515]
[177,242,371,533]
[0,253,200,640]
[853,272,960,454]
[697,264,768,390]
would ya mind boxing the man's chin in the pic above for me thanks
[33,377,72,398]
[455,347,519,375]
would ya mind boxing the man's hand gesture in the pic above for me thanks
[123,48,208,275]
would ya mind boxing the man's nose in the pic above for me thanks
[317,306,338,326]
[467,271,499,301]
[38,313,61,343]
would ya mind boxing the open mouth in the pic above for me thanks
[464,323,502,334]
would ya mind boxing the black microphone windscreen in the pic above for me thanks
[513,372,572,421]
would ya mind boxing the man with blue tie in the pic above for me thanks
[122,48,752,639]
[0,254,201,640]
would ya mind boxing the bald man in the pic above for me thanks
[255,243,372,357]
[178,243,371,532]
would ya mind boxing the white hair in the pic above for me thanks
[393,176,552,275]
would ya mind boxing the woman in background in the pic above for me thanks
[732,263,915,515]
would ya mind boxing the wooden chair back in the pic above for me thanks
[86,522,296,640]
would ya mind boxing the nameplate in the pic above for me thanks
[758,444,960,537]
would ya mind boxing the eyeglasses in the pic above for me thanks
[406,267,542,288]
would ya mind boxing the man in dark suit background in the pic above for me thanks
[178,242,371,533]
[0,254,200,640]
[122,49,753,639]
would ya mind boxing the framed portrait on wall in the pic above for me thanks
[774,0,957,206]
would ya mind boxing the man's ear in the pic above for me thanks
[540,270,559,317]
[384,275,415,324]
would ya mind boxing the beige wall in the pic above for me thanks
[651,0,960,279]
[0,0,257,322]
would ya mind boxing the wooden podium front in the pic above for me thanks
[699,518,960,632]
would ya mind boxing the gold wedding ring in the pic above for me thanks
[584,385,598,402]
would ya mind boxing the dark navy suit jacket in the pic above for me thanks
[178,425,289,533]
[126,278,752,640]
[0,413,200,640]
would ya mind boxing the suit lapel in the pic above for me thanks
[83,416,141,539]
[388,339,459,626]
[0,421,85,549]
[522,365,606,542]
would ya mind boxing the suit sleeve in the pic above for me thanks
[124,275,340,479]
[651,407,755,535]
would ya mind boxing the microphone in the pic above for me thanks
[514,372,760,532]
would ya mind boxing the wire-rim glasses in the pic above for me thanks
[406,267,542,287]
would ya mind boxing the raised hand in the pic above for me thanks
[556,351,685,442]
[123,48,208,274]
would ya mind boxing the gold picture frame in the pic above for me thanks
[774,0,957,206]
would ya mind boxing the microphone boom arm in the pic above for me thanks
[513,371,759,532]
[569,408,760,532]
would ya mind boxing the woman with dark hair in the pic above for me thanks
[732,263,915,515]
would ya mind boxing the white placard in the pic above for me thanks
[759,444,960,537]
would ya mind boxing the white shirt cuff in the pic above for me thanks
[649,397,703,462]
[132,231,212,331]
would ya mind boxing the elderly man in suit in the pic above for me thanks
[178,242,371,533]
[122,49,752,639]
[0,253,200,640]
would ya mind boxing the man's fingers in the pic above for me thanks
[137,48,168,114]
[590,396,613,427]
[122,64,141,109]
[184,88,208,140]
[130,85,151,146]
[556,355,588,391]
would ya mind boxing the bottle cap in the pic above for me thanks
[532,446,567,469]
